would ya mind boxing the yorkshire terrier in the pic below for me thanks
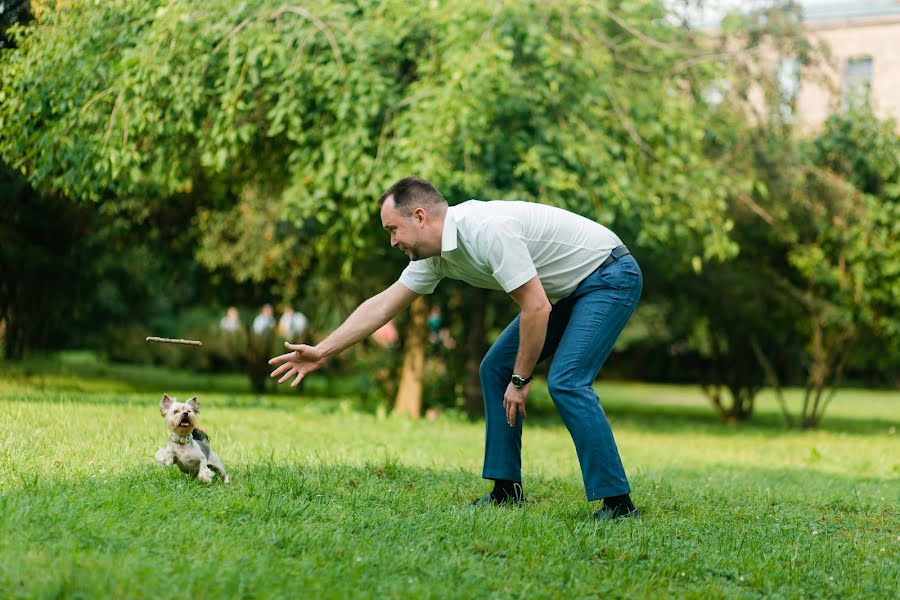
[155,394,229,484]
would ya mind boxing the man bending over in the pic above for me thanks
[268,176,642,520]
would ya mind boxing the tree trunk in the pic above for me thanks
[395,296,428,418]
[3,315,24,360]
[3,294,31,360]
[701,382,731,423]
[245,326,274,395]
[750,335,793,427]
[463,289,488,417]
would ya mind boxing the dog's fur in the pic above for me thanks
[155,394,229,484]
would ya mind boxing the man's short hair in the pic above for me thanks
[379,176,448,213]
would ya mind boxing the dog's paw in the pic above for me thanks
[198,469,214,484]
[154,449,174,466]
[222,473,231,485]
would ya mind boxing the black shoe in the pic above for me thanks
[593,506,640,521]
[472,492,527,507]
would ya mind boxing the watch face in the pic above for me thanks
[511,375,525,388]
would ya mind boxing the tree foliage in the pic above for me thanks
[0,0,748,413]
[1,0,741,272]
[1,1,895,424]
[616,2,900,426]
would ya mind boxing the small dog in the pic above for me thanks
[155,394,229,484]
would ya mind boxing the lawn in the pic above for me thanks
[0,353,897,598]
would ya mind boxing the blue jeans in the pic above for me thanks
[480,254,642,501]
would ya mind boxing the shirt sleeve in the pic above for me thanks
[481,219,538,293]
[397,258,443,295]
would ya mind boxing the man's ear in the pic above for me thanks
[160,394,173,417]
[412,207,427,225]
[186,397,199,413]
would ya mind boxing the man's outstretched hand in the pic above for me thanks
[268,342,327,387]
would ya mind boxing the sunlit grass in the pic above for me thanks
[0,356,897,598]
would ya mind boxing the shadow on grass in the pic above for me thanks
[0,354,377,400]
[0,386,375,419]
[522,393,900,437]
[4,384,897,440]
[3,354,897,438]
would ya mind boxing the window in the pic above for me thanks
[842,57,873,109]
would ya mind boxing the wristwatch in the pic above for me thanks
[511,374,533,389]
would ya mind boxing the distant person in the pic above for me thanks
[252,303,275,335]
[427,305,443,349]
[371,320,399,349]
[427,305,455,354]
[438,327,456,351]
[269,176,642,520]
[220,306,241,333]
[278,306,309,342]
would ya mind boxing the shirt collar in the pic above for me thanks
[441,205,458,254]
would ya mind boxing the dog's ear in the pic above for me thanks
[160,394,173,417]
[186,397,199,413]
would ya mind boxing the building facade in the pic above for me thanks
[794,0,900,129]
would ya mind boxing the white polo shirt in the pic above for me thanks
[398,200,622,303]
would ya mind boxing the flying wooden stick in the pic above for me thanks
[145,336,203,346]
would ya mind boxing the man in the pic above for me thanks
[220,306,241,333]
[268,177,642,520]
[278,306,309,342]
[252,303,276,335]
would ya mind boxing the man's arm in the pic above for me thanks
[319,281,420,359]
[509,276,552,381]
[269,281,420,387]
[503,275,552,426]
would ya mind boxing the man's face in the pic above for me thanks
[381,196,426,260]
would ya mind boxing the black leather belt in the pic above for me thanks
[598,245,630,270]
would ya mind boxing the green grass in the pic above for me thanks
[1,355,897,598]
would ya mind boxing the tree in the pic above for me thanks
[1,1,752,413]
[614,1,899,427]
[784,109,900,426]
